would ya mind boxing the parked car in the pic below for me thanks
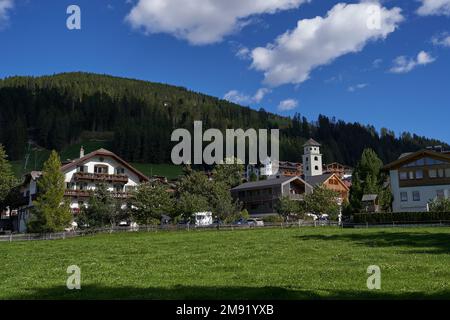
[232,218,247,225]
[118,221,130,227]
[247,218,264,227]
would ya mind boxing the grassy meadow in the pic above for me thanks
[1,227,449,300]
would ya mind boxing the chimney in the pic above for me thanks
[80,146,85,158]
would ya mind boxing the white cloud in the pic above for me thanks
[0,0,14,28]
[417,0,450,16]
[389,51,436,74]
[432,32,450,47]
[372,58,383,68]
[126,0,309,45]
[250,2,403,87]
[223,88,271,105]
[236,47,251,60]
[348,83,368,92]
[253,88,271,102]
[277,99,298,111]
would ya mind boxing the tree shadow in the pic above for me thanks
[6,285,450,300]
[294,230,450,254]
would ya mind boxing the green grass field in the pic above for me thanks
[1,227,449,300]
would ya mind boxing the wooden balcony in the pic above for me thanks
[64,189,132,198]
[289,194,304,201]
[73,172,129,183]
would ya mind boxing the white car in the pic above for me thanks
[247,218,264,227]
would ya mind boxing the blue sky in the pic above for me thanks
[0,0,449,143]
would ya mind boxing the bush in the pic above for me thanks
[353,211,450,224]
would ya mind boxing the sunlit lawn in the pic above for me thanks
[1,227,449,299]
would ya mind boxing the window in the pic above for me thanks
[429,169,437,178]
[114,184,123,192]
[314,166,319,171]
[77,165,87,173]
[415,170,423,179]
[116,167,125,175]
[305,157,309,162]
[416,158,425,166]
[446,168,450,178]
[437,190,445,199]
[78,182,88,191]
[409,171,414,180]
[399,172,408,180]
[94,165,108,174]
[438,169,444,178]
[400,192,408,202]
[413,191,420,202]
[314,156,318,161]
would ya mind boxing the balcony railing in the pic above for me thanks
[64,189,132,198]
[73,172,129,183]
[289,194,304,201]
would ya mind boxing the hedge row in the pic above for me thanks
[353,212,450,224]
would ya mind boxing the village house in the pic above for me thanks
[383,146,450,212]
[302,139,350,204]
[234,139,350,216]
[231,176,312,216]
[245,143,353,182]
[15,147,149,232]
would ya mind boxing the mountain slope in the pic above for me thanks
[0,72,446,168]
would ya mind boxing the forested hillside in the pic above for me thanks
[0,72,446,167]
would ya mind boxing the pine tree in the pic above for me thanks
[0,144,17,206]
[348,148,392,214]
[28,150,72,233]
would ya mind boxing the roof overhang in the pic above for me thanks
[60,149,149,182]
[383,149,450,171]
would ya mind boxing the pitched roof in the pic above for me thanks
[303,138,321,147]
[60,149,149,182]
[304,173,333,186]
[231,176,310,191]
[383,149,450,171]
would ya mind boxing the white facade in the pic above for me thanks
[303,144,323,177]
[390,169,450,212]
[16,149,148,232]
[63,155,142,211]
